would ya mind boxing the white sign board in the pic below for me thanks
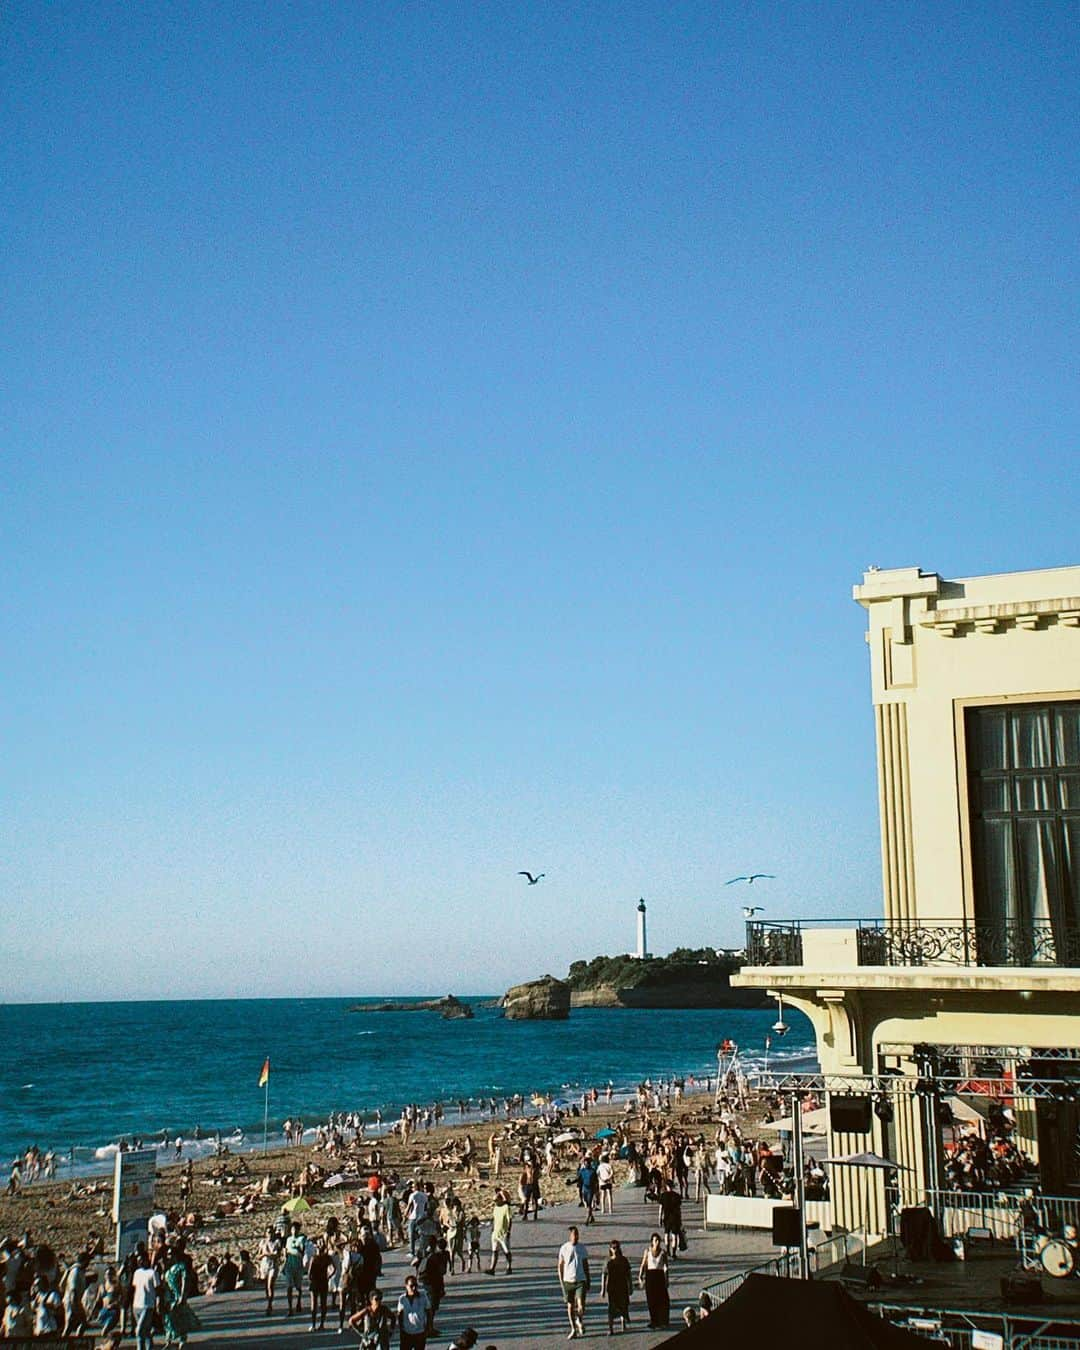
[971,1332,1004,1350]
[112,1148,157,1223]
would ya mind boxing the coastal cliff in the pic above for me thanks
[568,949,769,1009]
[501,975,571,1020]
[506,949,769,1013]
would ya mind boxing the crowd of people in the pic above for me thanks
[944,1102,1032,1192]
[0,1069,861,1347]
[0,1232,199,1350]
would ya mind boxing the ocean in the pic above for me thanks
[0,998,817,1174]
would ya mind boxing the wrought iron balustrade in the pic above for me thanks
[744,920,803,966]
[744,918,1080,969]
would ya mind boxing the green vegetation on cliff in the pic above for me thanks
[563,948,765,1008]
[566,947,741,990]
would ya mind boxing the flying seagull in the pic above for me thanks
[742,906,764,919]
[518,871,546,885]
[725,874,775,885]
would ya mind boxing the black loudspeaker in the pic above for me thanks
[830,1095,872,1133]
[772,1206,802,1247]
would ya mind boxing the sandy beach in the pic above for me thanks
[0,1091,763,1264]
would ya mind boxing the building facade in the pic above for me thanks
[735,564,1080,1236]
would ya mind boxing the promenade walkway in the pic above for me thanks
[190,1189,778,1350]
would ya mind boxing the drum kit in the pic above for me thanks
[1036,1225,1080,1278]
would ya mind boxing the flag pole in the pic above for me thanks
[263,1057,269,1154]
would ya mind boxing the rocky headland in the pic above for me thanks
[348,994,474,1018]
[501,975,571,1020]
[502,949,769,1016]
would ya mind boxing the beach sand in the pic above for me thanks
[0,1093,764,1262]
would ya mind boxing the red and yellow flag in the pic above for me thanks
[258,1057,270,1088]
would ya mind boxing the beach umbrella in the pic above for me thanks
[553,1131,581,1145]
[282,1195,312,1214]
[594,1128,616,1139]
[944,1096,985,1128]
[322,1174,347,1189]
[551,1098,572,1109]
[824,1151,911,1171]
[759,1107,828,1137]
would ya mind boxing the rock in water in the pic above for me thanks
[501,975,571,1020]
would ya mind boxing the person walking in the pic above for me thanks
[348,1288,395,1350]
[130,1253,159,1350]
[396,1274,431,1350]
[488,1189,513,1275]
[637,1233,669,1330]
[282,1222,307,1315]
[601,1239,633,1334]
[446,1198,466,1274]
[657,1181,683,1258]
[257,1227,282,1316]
[557,1225,590,1340]
[30,1276,63,1340]
[520,1158,541,1220]
[161,1246,200,1349]
[356,1223,383,1308]
[406,1182,429,1257]
[577,1157,599,1225]
[338,1235,363,1332]
[308,1237,332,1332]
[417,1238,449,1335]
[61,1250,89,1336]
[596,1155,615,1215]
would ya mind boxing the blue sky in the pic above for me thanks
[2,2,1077,1001]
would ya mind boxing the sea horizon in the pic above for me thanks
[0,997,816,1174]
[0,992,502,1009]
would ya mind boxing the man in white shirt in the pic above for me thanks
[396,1273,431,1350]
[130,1253,159,1350]
[596,1157,615,1215]
[557,1225,590,1340]
[406,1184,429,1257]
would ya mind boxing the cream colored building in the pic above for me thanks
[734,564,1080,1237]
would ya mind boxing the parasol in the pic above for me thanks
[824,1151,912,1171]
[759,1107,828,1137]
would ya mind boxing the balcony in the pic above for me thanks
[745,918,1080,970]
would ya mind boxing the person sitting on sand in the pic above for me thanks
[211,1251,239,1293]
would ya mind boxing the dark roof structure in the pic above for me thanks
[656,1274,929,1350]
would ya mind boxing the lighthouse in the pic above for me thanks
[636,898,650,960]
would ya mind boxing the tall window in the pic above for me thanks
[966,702,1080,964]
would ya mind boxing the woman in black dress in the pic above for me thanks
[637,1232,669,1329]
[601,1240,633,1333]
